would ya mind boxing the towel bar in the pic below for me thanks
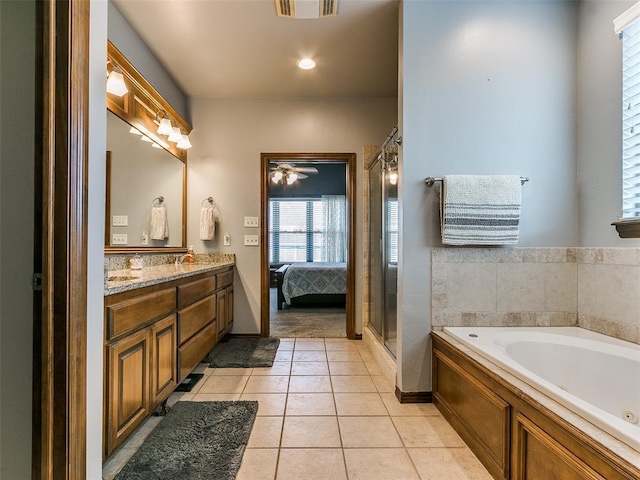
[425,176,529,187]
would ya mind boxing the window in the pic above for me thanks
[621,16,640,218]
[269,197,346,264]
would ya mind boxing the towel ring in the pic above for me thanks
[201,196,215,207]
[152,196,165,205]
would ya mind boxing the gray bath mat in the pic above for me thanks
[209,337,280,368]
[115,401,257,480]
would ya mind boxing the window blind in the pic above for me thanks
[622,18,640,218]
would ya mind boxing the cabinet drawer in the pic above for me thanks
[177,321,217,382]
[177,276,216,308]
[178,294,215,345]
[107,288,176,340]
[216,270,233,289]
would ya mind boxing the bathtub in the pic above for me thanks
[443,326,640,453]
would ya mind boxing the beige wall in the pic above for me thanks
[187,97,397,334]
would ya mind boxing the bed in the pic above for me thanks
[275,262,347,310]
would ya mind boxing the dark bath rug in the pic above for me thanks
[209,337,280,368]
[114,401,258,480]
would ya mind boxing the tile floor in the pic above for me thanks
[103,338,492,480]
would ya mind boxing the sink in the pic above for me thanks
[108,275,141,282]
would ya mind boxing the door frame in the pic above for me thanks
[32,1,90,478]
[260,153,357,339]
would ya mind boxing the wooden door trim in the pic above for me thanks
[260,153,357,339]
[33,0,90,478]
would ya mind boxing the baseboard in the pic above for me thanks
[229,333,261,338]
[395,387,433,404]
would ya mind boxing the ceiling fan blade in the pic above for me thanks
[294,166,318,174]
[296,173,309,179]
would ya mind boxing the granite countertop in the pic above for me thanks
[105,259,234,296]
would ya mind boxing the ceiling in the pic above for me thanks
[111,0,399,98]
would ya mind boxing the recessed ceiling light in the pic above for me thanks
[297,58,316,70]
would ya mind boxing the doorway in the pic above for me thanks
[260,153,356,339]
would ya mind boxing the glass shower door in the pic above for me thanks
[383,177,398,356]
[368,161,384,338]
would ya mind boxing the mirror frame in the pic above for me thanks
[105,41,190,254]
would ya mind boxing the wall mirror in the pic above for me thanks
[105,41,191,253]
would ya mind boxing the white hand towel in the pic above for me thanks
[200,206,216,240]
[150,205,168,240]
[441,175,521,245]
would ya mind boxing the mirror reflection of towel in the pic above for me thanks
[200,207,216,240]
[150,205,168,240]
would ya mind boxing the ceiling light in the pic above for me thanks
[157,117,173,136]
[129,126,142,135]
[106,69,128,97]
[168,127,182,143]
[286,172,298,185]
[177,134,192,150]
[297,58,316,70]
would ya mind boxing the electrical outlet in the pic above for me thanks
[112,215,128,227]
[244,235,259,246]
[112,233,128,245]
[244,216,259,228]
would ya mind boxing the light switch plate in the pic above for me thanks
[224,233,231,246]
[112,215,128,227]
[112,233,128,245]
[244,216,259,228]
[244,234,259,246]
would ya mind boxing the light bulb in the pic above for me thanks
[157,117,173,136]
[271,175,280,184]
[273,171,283,181]
[388,171,398,185]
[140,135,153,143]
[168,127,182,143]
[106,70,128,97]
[286,172,298,185]
[177,134,192,150]
[151,143,162,149]
[129,126,142,135]
[297,58,316,70]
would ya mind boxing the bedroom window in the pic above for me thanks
[269,196,346,263]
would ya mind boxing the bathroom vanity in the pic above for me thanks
[103,261,234,458]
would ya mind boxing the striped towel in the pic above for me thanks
[441,175,521,245]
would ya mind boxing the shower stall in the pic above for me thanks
[367,128,399,357]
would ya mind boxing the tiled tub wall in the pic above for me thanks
[431,248,640,344]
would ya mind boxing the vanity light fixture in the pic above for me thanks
[177,134,192,150]
[140,135,153,143]
[151,142,162,149]
[297,58,316,70]
[157,116,173,136]
[129,126,142,135]
[388,170,398,186]
[168,126,183,143]
[106,68,128,97]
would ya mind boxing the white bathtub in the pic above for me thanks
[443,326,640,452]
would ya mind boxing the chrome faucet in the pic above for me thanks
[175,253,195,265]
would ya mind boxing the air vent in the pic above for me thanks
[275,0,337,19]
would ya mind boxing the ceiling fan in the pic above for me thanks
[270,162,318,185]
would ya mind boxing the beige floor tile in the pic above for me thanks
[408,447,493,480]
[252,362,292,376]
[364,361,383,376]
[281,416,341,447]
[328,361,369,375]
[392,416,465,447]
[344,448,419,480]
[291,361,329,375]
[324,340,358,351]
[370,375,394,393]
[236,448,278,480]
[244,375,290,393]
[294,339,326,350]
[293,350,327,361]
[380,393,440,416]
[246,416,283,448]
[334,393,387,416]
[331,376,377,393]
[198,375,249,394]
[201,367,216,376]
[189,393,241,401]
[274,350,293,362]
[288,375,332,393]
[211,367,254,376]
[357,350,374,362]
[338,416,403,447]
[326,350,363,362]
[286,393,336,416]
[178,393,194,401]
[277,339,296,351]
[239,393,287,416]
[276,449,347,480]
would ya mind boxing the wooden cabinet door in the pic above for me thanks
[105,328,150,456]
[150,315,177,408]
[226,285,234,332]
[216,289,227,336]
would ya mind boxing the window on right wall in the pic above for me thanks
[613,3,640,237]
